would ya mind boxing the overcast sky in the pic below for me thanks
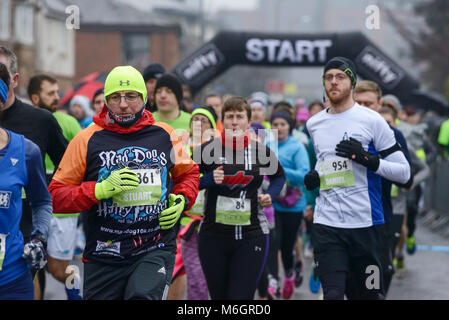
[202,0,258,13]
[115,0,258,14]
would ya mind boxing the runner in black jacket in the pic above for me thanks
[0,47,67,240]
[194,96,285,300]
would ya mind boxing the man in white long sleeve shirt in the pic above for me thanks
[304,57,411,300]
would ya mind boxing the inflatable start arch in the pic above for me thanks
[171,31,426,108]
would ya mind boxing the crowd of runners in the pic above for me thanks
[0,44,448,300]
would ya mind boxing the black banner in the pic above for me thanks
[171,31,421,107]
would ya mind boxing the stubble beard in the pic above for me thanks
[38,98,58,113]
[326,85,351,106]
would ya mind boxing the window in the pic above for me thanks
[0,0,11,40]
[14,3,34,45]
[122,33,150,71]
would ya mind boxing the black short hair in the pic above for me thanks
[27,74,57,100]
[93,88,104,100]
[0,62,10,86]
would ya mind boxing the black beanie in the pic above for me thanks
[154,73,183,107]
[270,111,294,134]
[142,63,165,82]
[323,56,357,87]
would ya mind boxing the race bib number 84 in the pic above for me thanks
[215,196,251,226]
[319,157,355,190]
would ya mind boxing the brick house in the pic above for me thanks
[0,0,75,97]
[62,0,181,83]
[0,0,181,97]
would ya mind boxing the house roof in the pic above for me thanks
[42,0,180,31]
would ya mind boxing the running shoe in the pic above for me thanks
[304,241,314,259]
[276,287,281,298]
[282,270,295,299]
[267,275,279,300]
[394,252,406,278]
[294,260,304,288]
[406,236,416,255]
[74,246,83,256]
[309,264,321,294]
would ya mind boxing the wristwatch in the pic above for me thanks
[180,193,190,211]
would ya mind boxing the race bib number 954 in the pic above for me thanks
[319,157,355,190]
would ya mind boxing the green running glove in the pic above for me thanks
[94,167,139,200]
[159,194,186,230]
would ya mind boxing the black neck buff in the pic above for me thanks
[107,105,145,127]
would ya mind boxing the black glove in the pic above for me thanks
[304,170,320,190]
[335,137,380,172]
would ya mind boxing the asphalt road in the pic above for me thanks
[44,214,449,300]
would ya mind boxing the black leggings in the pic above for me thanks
[313,224,386,300]
[378,222,394,296]
[257,228,276,298]
[268,211,303,279]
[390,215,404,255]
[305,219,314,246]
[321,270,385,300]
[198,233,268,300]
[406,185,421,237]
[320,271,346,300]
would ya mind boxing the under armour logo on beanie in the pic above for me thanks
[323,56,357,87]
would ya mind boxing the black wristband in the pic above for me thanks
[379,143,402,159]
[179,193,190,211]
